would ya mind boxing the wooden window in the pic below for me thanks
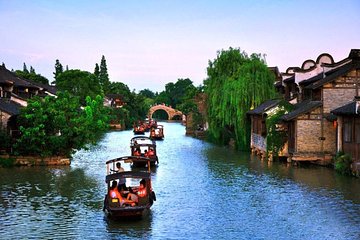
[355,118,360,143]
[343,120,352,143]
[257,118,262,134]
[261,120,267,136]
[312,89,321,101]
[253,118,257,134]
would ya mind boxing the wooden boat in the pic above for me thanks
[149,124,164,140]
[133,122,146,134]
[148,119,157,130]
[103,156,156,220]
[130,136,159,167]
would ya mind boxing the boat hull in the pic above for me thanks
[104,206,151,220]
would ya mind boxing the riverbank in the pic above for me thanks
[0,155,70,167]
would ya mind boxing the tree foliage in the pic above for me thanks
[23,62,29,73]
[158,78,197,108]
[15,69,49,85]
[107,82,148,128]
[266,100,293,157]
[53,59,63,80]
[55,69,102,104]
[204,47,277,150]
[334,151,353,175]
[14,92,109,157]
[108,82,131,101]
[139,89,156,99]
[99,55,110,93]
[94,63,100,79]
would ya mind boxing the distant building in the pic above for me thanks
[104,94,125,108]
[249,49,360,166]
[0,65,56,136]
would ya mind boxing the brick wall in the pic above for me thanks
[323,88,356,113]
[322,119,336,153]
[296,118,336,154]
[0,111,10,128]
[297,119,322,153]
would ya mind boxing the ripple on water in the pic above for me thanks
[1,122,360,239]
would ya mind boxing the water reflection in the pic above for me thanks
[0,121,359,239]
[105,213,153,239]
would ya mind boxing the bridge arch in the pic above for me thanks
[148,104,183,120]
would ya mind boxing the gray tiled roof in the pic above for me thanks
[247,99,281,115]
[281,100,322,121]
[0,66,57,95]
[0,98,21,115]
[331,101,357,115]
[0,66,37,88]
[305,61,360,90]
[25,78,57,95]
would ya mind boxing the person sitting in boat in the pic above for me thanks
[143,150,148,157]
[134,149,141,156]
[109,181,135,207]
[147,148,155,157]
[126,187,139,203]
[116,162,124,172]
[137,179,147,197]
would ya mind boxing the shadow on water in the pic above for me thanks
[104,213,153,239]
[204,145,360,204]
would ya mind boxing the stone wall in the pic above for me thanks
[251,133,266,152]
[0,155,71,166]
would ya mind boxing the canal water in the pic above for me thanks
[1,122,359,239]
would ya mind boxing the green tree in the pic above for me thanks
[15,69,49,85]
[154,91,171,106]
[139,89,155,99]
[53,59,63,82]
[106,81,148,128]
[99,55,110,93]
[154,78,197,109]
[14,92,109,157]
[126,92,148,123]
[55,69,102,104]
[205,47,277,150]
[108,82,131,101]
[94,63,100,79]
[23,63,29,74]
[29,66,35,74]
[138,88,156,115]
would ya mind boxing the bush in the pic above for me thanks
[0,128,11,152]
[13,92,109,157]
[0,157,15,167]
[334,151,353,175]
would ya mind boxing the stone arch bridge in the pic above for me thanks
[148,104,183,120]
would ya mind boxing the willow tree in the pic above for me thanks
[204,47,277,150]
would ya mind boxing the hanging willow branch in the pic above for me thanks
[205,48,277,150]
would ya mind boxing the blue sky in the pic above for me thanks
[1,0,359,92]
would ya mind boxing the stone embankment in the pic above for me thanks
[0,155,70,166]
